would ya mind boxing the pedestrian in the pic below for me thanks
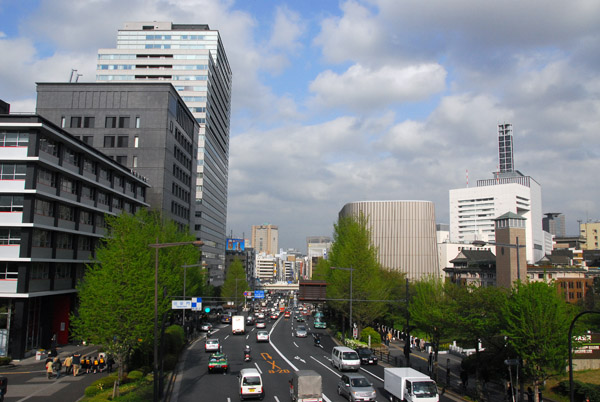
[99,355,106,372]
[84,355,91,374]
[72,352,81,377]
[64,354,72,375]
[507,383,513,402]
[106,355,114,373]
[81,355,89,374]
[53,357,62,379]
[527,387,534,402]
[93,356,99,373]
[46,358,54,379]
[460,369,468,392]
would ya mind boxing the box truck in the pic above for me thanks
[232,315,245,334]
[384,367,439,402]
[289,370,322,402]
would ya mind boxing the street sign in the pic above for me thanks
[172,300,192,309]
[254,290,265,299]
[191,297,202,311]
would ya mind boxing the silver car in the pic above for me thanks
[294,325,308,338]
[337,373,376,401]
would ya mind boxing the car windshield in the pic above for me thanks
[343,351,359,359]
[243,376,261,386]
[258,331,267,335]
[207,340,218,345]
[413,381,438,397]
[297,326,306,331]
[209,356,225,362]
[351,378,371,387]
[358,349,371,357]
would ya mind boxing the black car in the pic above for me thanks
[355,347,378,365]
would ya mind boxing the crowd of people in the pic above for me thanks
[45,350,113,379]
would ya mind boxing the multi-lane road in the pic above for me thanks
[174,313,460,402]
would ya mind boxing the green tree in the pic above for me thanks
[221,259,249,309]
[70,209,201,396]
[327,213,388,335]
[501,281,577,402]
[409,276,460,377]
[453,285,508,398]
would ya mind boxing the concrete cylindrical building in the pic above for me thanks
[339,200,439,280]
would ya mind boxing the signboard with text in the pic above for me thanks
[254,290,265,299]
[172,300,192,309]
[574,333,600,359]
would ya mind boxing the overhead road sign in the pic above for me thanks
[172,300,192,309]
[191,297,202,311]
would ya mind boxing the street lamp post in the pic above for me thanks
[472,238,526,282]
[330,266,354,338]
[149,239,202,402]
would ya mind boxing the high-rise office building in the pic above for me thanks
[543,212,566,238]
[97,22,232,284]
[449,123,545,263]
[251,225,279,255]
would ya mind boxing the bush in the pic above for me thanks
[0,357,11,366]
[84,375,117,397]
[360,327,381,345]
[556,380,600,402]
[163,353,178,371]
[163,325,185,355]
[127,370,144,381]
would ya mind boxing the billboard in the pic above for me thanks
[226,238,245,251]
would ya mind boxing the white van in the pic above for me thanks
[331,346,360,372]
[239,368,264,400]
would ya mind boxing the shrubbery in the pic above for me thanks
[556,380,600,402]
[360,327,381,345]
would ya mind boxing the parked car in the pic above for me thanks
[295,325,308,338]
[205,338,220,353]
[208,352,229,373]
[355,347,378,365]
[337,373,376,401]
[256,330,269,342]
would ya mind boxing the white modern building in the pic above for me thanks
[255,253,277,284]
[96,21,232,285]
[449,124,545,264]
[339,200,439,280]
[307,236,332,279]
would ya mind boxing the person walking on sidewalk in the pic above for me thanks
[46,358,54,379]
[52,357,62,379]
[72,352,81,377]
[63,355,72,375]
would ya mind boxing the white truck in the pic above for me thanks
[232,315,245,334]
[384,367,439,402]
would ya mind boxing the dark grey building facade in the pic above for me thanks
[0,113,149,359]
[35,82,198,234]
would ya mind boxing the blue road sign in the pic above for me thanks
[191,297,202,311]
[254,290,265,299]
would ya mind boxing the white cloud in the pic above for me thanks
[308,63,446,112]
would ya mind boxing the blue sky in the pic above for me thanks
[1,0,600,251]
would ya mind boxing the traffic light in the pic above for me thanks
[204,306,211,313]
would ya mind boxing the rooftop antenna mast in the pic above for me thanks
[75,73,83,82]
[69,69,78,83]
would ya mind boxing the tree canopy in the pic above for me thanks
[221,259,249,308]
[70,209,202,381]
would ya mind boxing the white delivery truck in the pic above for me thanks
[232,315,245,334]
[384,367,439,402]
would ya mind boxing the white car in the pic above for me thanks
[256,330,269,343]
[205,338,220,353]
[256,319,267,329]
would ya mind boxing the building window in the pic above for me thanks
[117,136,128,147]
[63,148,79,166]
[116,155,127,165]
[58,204,75,221]
[0,195,23,212]
[61,117,66,128]
[118,116,130,128]
[83,158,96,174]
[134,136,139,148]
[0,228,21,245]
[81,185,94,201]
[70,116,82,128]
[105,116,117,128]
[96,214,107,228]
[31,263,50,279]
[0,263,18,279]
[56,233,73,249]
[97,191,109,206]
[32,230,51,248]
[83,117,95,128]
[39,137,58,156]
[133,156,138,167]
[112,197,123,209]
[37,168,56,187]
[115,175,124,187]
[82,136,93,145]
[135,116,141,128]
[55,263,71,279]
[0,131,29,147]
[80,210,93,225]
[34,199,54,217]
[104,136,115,148]
[99,167,111,181]
[78,236,92,251]
[60,177,76,194]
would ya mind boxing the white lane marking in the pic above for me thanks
[293,342,299,348]
[310,355,341,376]
[293,356,306,363]
[254,362,262,374]
[274,397,280,402]
[267,316,299,372]
[360,366,384,382]
[224,335,230,340]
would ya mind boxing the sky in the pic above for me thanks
[1,0,600,252]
